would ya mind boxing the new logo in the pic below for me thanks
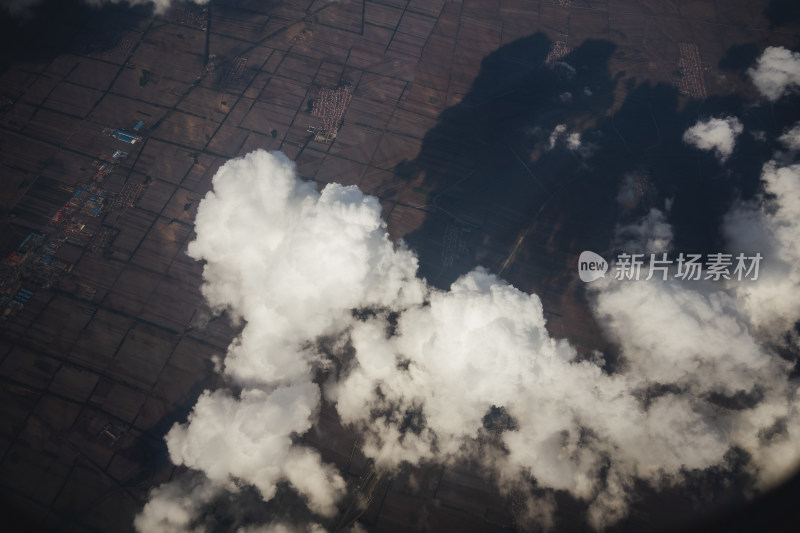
[578,251,608,283]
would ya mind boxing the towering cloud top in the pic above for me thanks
[187,150,424,384]
[146,150,425,527]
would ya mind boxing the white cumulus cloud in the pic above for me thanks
[748,46,800,101]
[135,475,220,533]
[1,0,208,16]
[724,160,800,338]
[136,146,800,532]
[682,116,743,162]
[613,206,673,254]
[779,122,800,151]
[136,150,424,532]
[166,386,345,517]
[548,123,568,149]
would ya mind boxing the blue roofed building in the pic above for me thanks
[111,129,142,144]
